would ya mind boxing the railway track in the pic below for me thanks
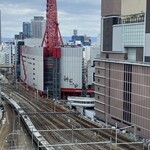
[1,84,147,150]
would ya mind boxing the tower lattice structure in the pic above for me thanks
[42,0,63,57]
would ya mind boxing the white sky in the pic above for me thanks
[0,0,101,38]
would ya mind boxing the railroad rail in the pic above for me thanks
[0,84,148,150]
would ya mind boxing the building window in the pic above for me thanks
[106,53,109,58]
[33,68,35,70]
[123,64,132,122]
[33,63,35,65]
[93,73,95,81]
[33,73,35,75]
[33,78,35,80]
[137,127,141,132]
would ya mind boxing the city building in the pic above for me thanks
[0,52,6,64]
[101,0,150,62]
[31,16,46,38]
[0,10,1,44]
[15,40,24,81]
[20,46,44,93]
[71,30,91,46]
[0,42,15,65]
[87,46,100,89]
[23,22,31,38]
[20,44,85,98]
[95,53,150,139]
[14,32,25,40]
[95,0,150,140]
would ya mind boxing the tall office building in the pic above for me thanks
[0,10,1,44]
[101,0,121,51]
[95,0,150,139]
[101,0,148,62]
[23,22,31,38]
[31,16,46,38]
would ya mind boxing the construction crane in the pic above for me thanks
[42,0,63,99]
[42,0,63,57]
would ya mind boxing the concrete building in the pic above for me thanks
[101,0,150,63]
[0,52,6,64]
[71,30,91,46]
[15,40,24,81]
[20,46,44,92]
[87,46,100,89]
[14,32,25,40]
[31,16,46,38]
[0,10,1,44]
[121,0,146,15]
[95,0,150,140]
[60,47,83,99]
[0,42,15,65]
[23,22,31,38]
[95,53,150,139]
[19,44,85,99]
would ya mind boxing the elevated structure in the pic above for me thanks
[42,0,63,57]
[42,0,63,99]
[67,96,95,108]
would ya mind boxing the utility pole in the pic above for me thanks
[115,123,118,144]
[47,87,48,99]
[0,85,1,104]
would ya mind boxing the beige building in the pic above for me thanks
[121,0,146,15]
[95,52,150,139]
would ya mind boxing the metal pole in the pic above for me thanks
[0,86,1,104]
[18,113,20,126]
[80,115,81,128]
[32,128,33,145]
[54,101,56,112]
[134,125,136,141]
[37,88,38,100]
[115,123,118,144]
[148,143,150,150]
[75,139,78,149]
[47,87,48,99]
[72,125,74,144]
[110,137,112,150]
[38,141,39,150]
[106,113,108,128]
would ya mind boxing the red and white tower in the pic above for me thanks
[42,0,63,58]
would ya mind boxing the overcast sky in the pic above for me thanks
[0,0,100,38]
